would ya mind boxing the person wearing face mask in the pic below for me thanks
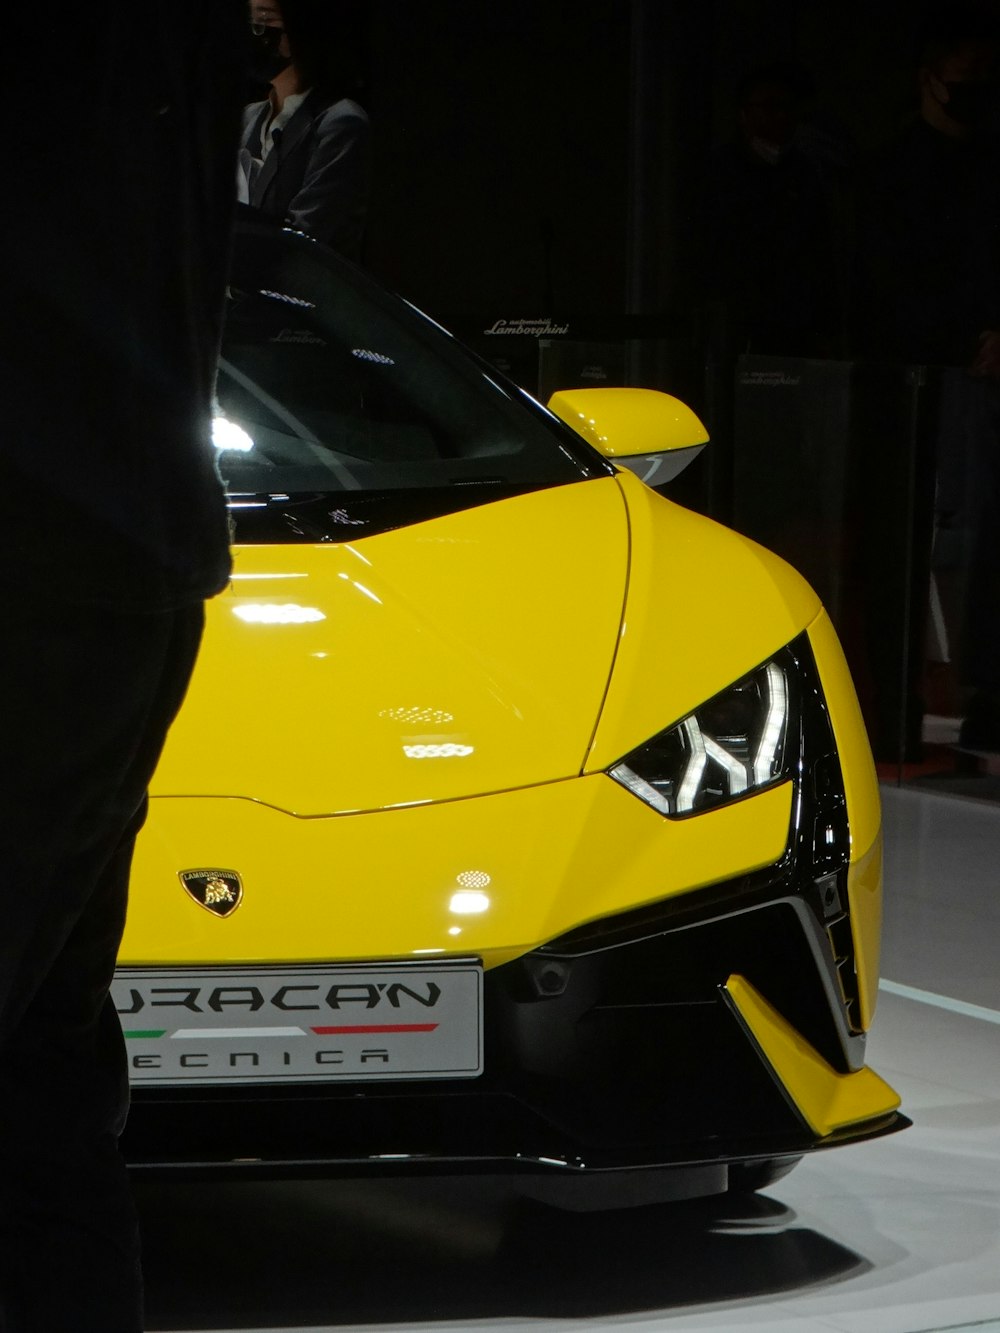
[702,62,842,360]
[857,8,1000,369]
[855,5,1000,756]
[238,0,370,260]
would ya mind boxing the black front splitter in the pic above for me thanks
[125,1109,910,1208]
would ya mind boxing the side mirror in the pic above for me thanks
[547,387,708,487]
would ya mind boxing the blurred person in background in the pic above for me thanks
[856,5,1000,369]
[240,0,371,259]
[703,61,843,360]
[856,3,1000,753]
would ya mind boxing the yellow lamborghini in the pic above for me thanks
[116,211,906,1199]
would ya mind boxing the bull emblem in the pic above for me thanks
[179,869,244,918]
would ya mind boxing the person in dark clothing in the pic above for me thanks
[239,0,370,259]
[0,8,244,1330]
[857,18,1000,367]
[704,62,841,359]
[856,5,1000,752]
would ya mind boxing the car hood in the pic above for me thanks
[151,478,629,814]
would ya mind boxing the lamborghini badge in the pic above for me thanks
[179,869,244,918]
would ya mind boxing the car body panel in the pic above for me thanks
[547,387,709,455]
[724,974,900,1135]
[124,774,793,967]
[807,609,881,858]
[585,470,822,771]
[150,477,629,815]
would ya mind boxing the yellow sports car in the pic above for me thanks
[117,211,906,1199]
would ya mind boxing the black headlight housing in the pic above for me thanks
[609,645,800,819]
[586,632,861,1050]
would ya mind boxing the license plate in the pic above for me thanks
[113,962,483,1086]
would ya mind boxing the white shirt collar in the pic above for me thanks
[260,89,310,161]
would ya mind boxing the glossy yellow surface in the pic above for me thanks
[128,456,884,1088]
[846,834,882,1032]
[725,975,900,1137]
[548,387,709,457]
[586,471,821,770]
[123,777,794,966]
[807,611,881,859]
[151,479,628,815]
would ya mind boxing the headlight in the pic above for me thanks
[609,652,794,818]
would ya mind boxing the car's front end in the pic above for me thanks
[116,213,905,1199]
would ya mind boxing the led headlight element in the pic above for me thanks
[610,657,791,817]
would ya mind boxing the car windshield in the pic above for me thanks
[216,215,605,531]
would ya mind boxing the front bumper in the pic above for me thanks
[123,630,906,1191]
[123,866,905,1186]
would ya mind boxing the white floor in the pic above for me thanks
[140,786,1000,1333]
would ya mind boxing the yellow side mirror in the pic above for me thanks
[547,387,708,486]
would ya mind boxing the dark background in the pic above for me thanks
[359,0,923,324]
[319,0,998,787]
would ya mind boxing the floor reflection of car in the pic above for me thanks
[117,208,907,1200]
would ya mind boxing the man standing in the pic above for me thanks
[857,9,1000,370]
[856,5,1000,754]
[239,0,370,259]
[703,62,842,360]
[0,7,244,1329]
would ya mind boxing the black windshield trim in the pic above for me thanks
[226,478,602,544]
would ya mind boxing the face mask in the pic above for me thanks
[941,79,997,129]
[248,24,291,83]
[749,136,787,165]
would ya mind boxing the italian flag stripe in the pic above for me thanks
[311,1024,438,1035]
[169,1026,307,1040]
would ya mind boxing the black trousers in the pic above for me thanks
[0,601,204,1333]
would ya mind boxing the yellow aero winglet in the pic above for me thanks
[724,974,900,1138]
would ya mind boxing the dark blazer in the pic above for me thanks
[239,92,370,260]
